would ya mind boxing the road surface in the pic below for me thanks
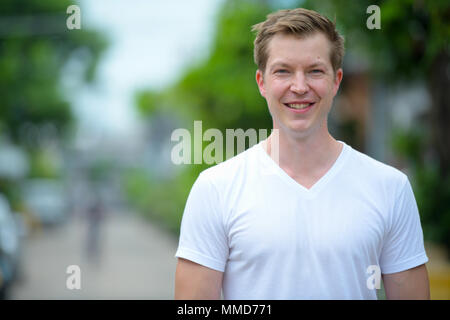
[10,210,179,299]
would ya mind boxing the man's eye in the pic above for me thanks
[311,69,324,74]
[275,69,288,74]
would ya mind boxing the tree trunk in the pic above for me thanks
[428,49,450,178]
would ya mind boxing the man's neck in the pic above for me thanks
[263,127,343,189]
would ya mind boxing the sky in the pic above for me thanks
[71,0,224,141]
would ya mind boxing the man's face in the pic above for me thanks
[256,32,343,138]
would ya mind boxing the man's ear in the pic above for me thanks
[333,68,343,96]
[256,69,266,98]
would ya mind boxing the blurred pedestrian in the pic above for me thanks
[85,193,105,267]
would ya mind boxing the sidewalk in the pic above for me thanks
[10,211,179,299]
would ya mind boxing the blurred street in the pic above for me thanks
[9,211,178,299]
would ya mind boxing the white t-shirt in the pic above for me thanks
[175,141,428,299]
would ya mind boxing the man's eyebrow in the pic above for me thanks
[269,62,291,70]
[308,62,327,68]
[269,61,328,70]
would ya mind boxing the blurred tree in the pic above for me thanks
[0,0,107,145]
[137,0,273,132]
[0,0,107,211]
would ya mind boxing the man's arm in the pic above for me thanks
[382,264,430,299]
[175,258,223,299]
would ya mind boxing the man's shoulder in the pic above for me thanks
[346,145,408,186]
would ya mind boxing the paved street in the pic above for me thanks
[10,211,179,299]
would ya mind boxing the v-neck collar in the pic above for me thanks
[256,140,351,198]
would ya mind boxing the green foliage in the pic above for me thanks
[391,127,426,161]
[135,91,162,117]
[304,0,450,82]
[392,128,450,255]
[415,166,450,250]
[123,168,153,214]
[0,0,108,143]
[88,158,117,183]
[123,166,204,235]
[0,0,107,212]
[28,148,60,178]
[142,0,273,131]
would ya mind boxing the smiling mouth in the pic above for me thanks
[284,102,315,110]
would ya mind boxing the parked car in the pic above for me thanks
[21,179,70,227]
[0,194,22,299]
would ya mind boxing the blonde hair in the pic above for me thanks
[252,8,345,74]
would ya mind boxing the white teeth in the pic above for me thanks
[288,103,311,109]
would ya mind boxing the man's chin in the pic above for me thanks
[276,121,314,139]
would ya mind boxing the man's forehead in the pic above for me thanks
[266,32,332,66]
[268,31,330,48]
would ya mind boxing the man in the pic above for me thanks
[175,8,430,299]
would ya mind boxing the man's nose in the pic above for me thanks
[290,72,309,94]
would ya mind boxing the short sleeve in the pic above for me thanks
[175,172,229,272]
[379,176,429,274]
